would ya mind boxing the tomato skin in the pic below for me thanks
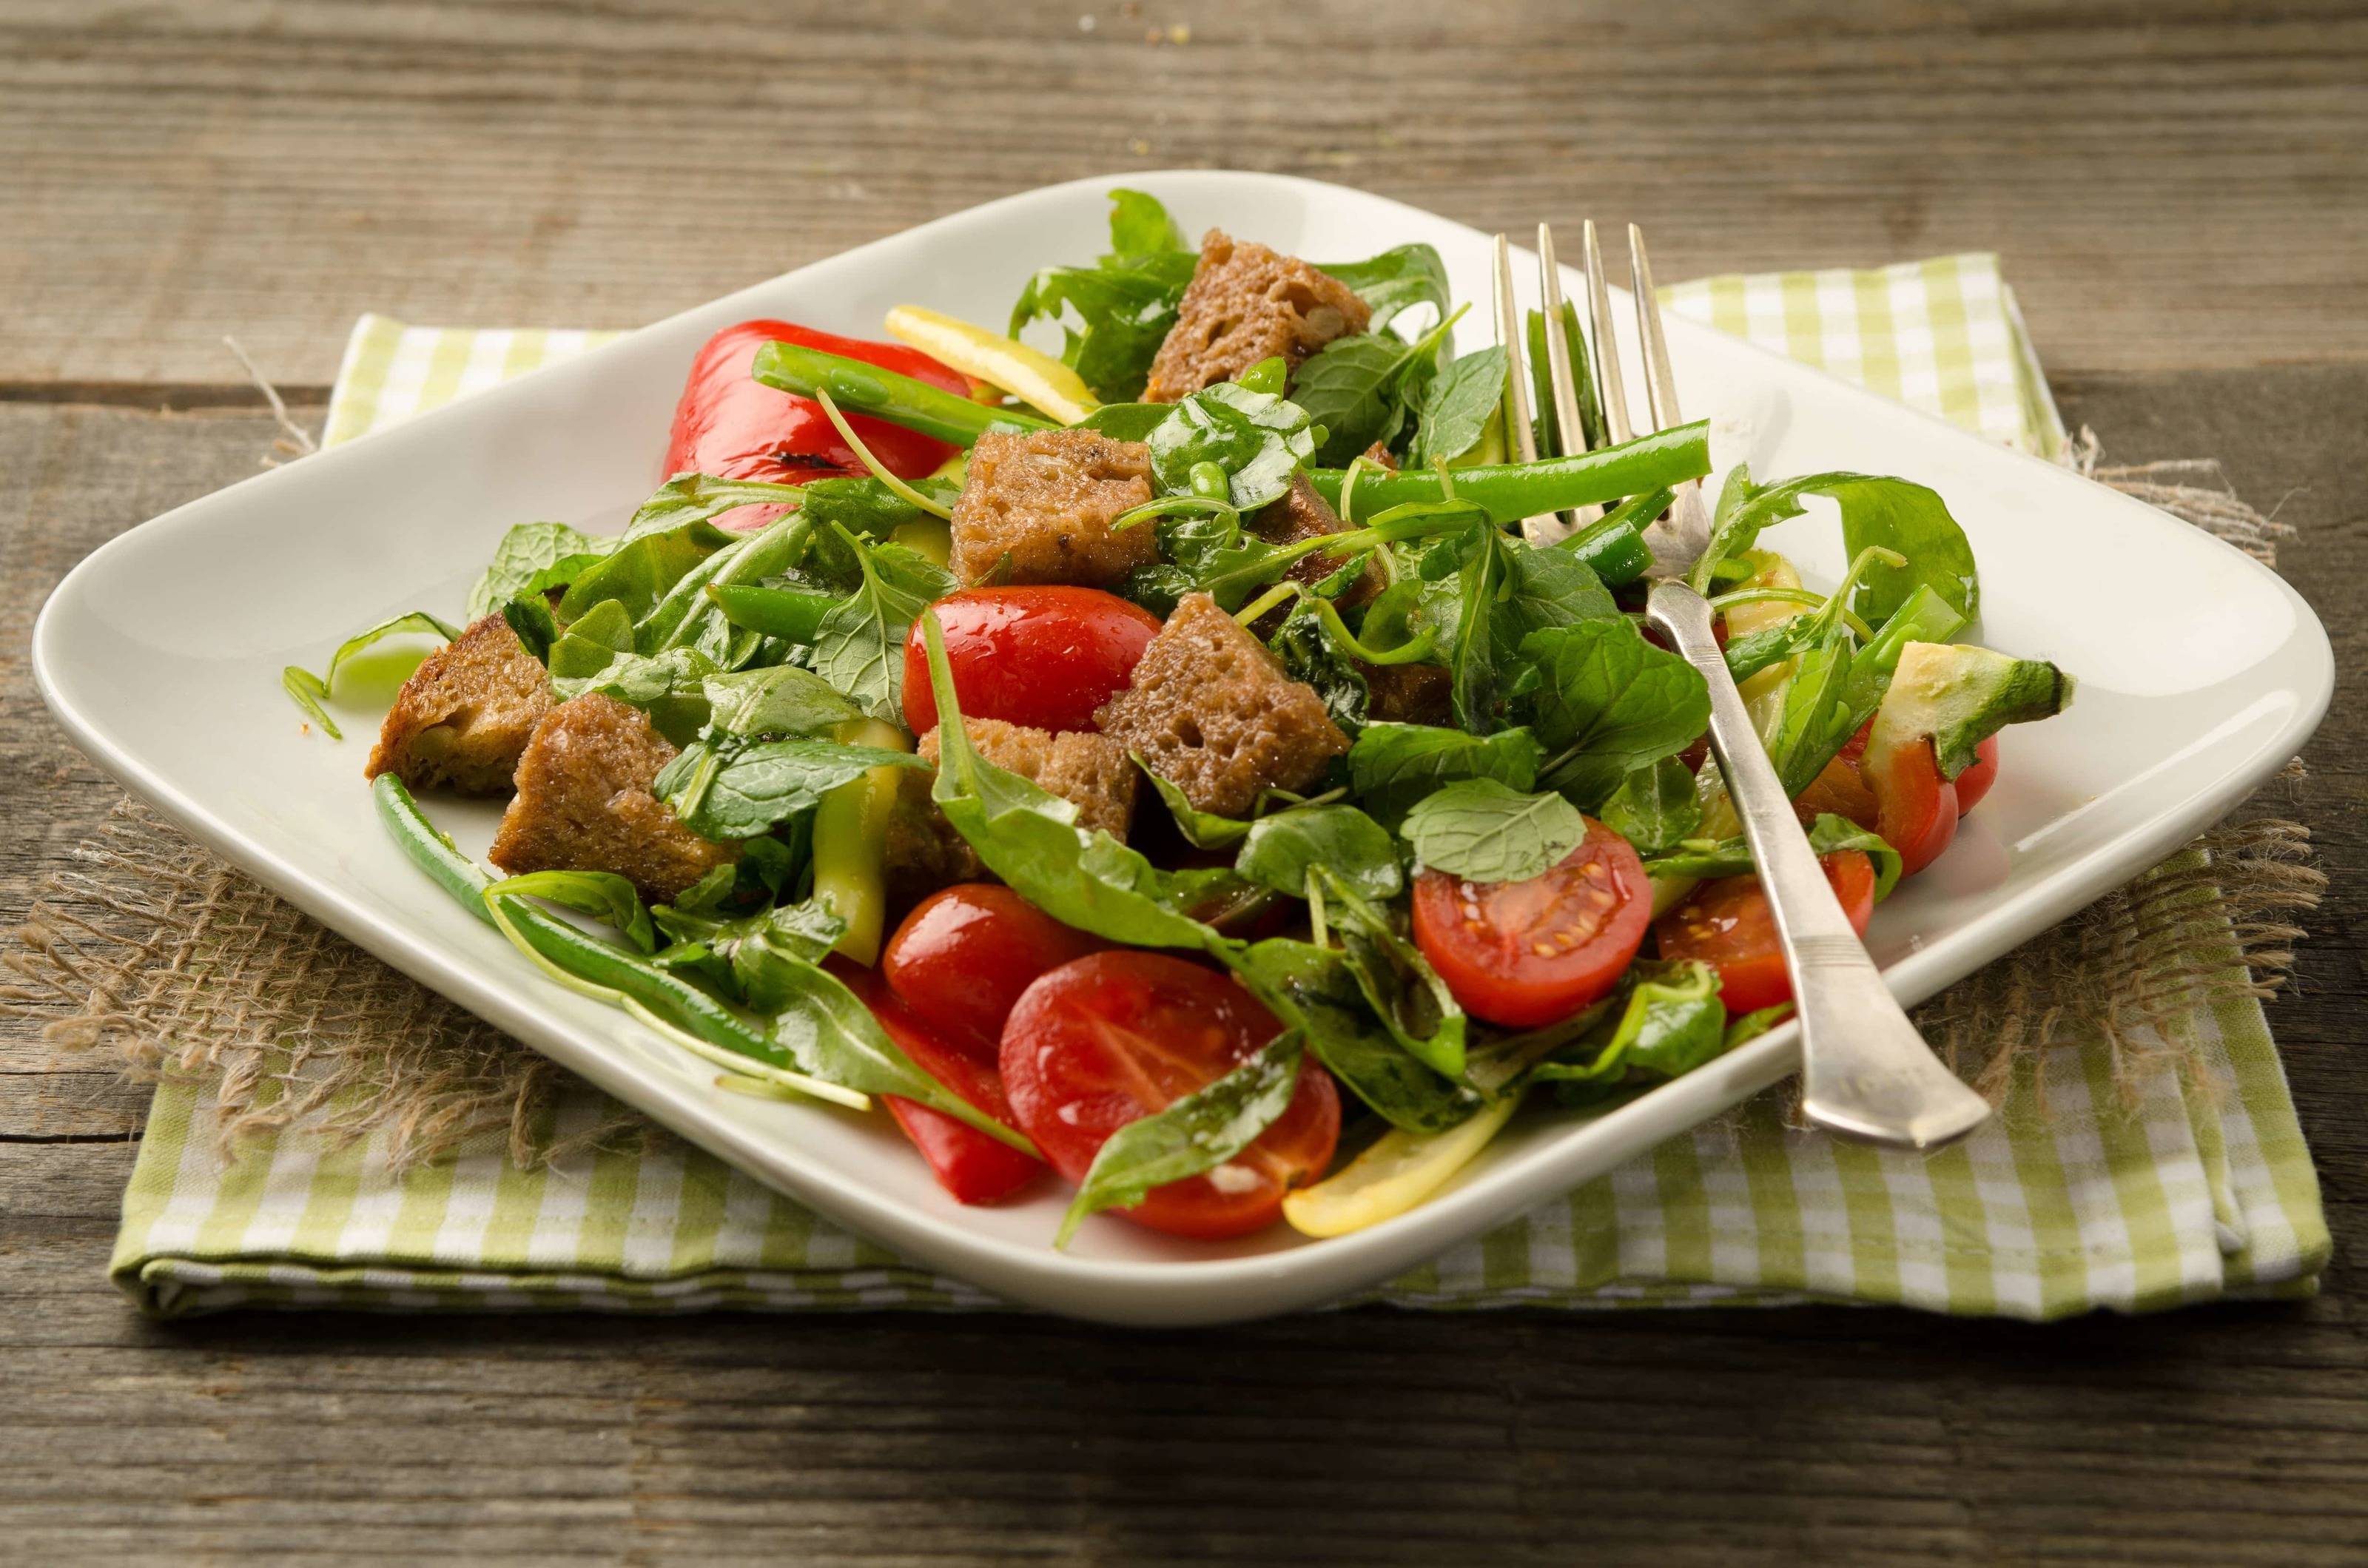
[1866,736,1960,877]
[1000,952,1341,1240]
[1656,852,1877,1015]
[882,884,1109,1060]
[1793,720,1880,831]
[1953,736,2001,815]
[827,958,1043,1205]
[1410,818,1652,1029]
[901,588,1165,736]
[665,320,968,528]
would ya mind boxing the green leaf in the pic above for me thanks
[545,598,635,679]
[1346,722,1544,832]
[1146,382,1317,512]
[809,530,956,722]
[502,595,559,662]
[323,610,461,689]
[1266,596,1370,736]
[1316,243,1451,334]
[1524,302,1603,458]
[1410,346,1507,468]
[1235,804,1402,901]
[702,664,865,738]
[654,735,926,841]
[1723,1003,1794,1052]
[488,870,656,955]
[1641,812,1905,903]
[1106,187,1188,257]
[1400,778,1588,884]
[468,522,613,619]
[1692,465,1979,624]
[1598,756,1703,855]
[1228,938,1483,1134]
[1289,333,1426,467]
[1530,960,1727,1103]
[1448,523,1621,732]
[1073,402,1171,442]
[1312,867,1466,1079]
[1056,1032,1305,1247]
[557,515,736,624]
[798,475,958,541]
[551,647,720,747]
[1519,618,1712,807]
[1142,764,1254,849]
[280,665,340,739]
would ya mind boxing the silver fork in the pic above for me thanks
[1492,223,1991,1151]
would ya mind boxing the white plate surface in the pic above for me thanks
[33,172,2332,1325]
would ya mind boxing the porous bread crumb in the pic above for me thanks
[884,719,1140,901]
[949,429,1157,588]
[365,614,553,794]
[1143,231,1370,403]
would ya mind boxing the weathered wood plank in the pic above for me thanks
[0,0,2363,388]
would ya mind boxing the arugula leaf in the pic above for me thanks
[1267,596,1370,736]
[1055,1032,1305,1247]
[922,617,1246,951]
[467,522,613,619]
[1530,960,1727,1105]
[809,529,956,721]
[1347,721,1544,832]
[1313,867,1465,1079]
[1692,465,1980,624]
[550,646,719,747]
[281,665,340,738]
[1235,805,1402,901]
[1107,187,1188,256]
[1410,346,1507,468]
[745,955,1037,1153]
[1599,756,1703,855]
[1009,191,1198,403]
[798,475,959,540]
[557,515,736,625]
[1641,812,1906,902]
[502,595,559,662]
[1074,402,1171,441]
[1518,618,1711,807]
[1146,382,1317,511]
[280,610,462,737]
[655,894,849,1010]
[1401,778,1588,884]
[487,870,656,955]
[1316,243,1451,334]
[1447,523,1620,731]
[1230,938,1484,1134]
[654,735,925,841]
[702,664,865,738]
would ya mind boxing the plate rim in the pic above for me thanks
[30,168,2335,1325]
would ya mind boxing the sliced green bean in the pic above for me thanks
[1305,420,1709,526]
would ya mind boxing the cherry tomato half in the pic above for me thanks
[1866,735,1960,878]
[883,884,1109,1060]
[666,320,969,527]
[901,587,1164,736]
[1953,735,2002,816]
[1792,719,1879,831]
[1410,818,1652,1029]
[1655,852,1877,1015]
[828,957,1043,1205]
[1000,952,1340,1240]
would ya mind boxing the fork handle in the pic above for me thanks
[1644,579,1991,1151]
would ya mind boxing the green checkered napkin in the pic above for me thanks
[110,255,2326,1317]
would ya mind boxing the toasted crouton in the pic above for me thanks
[365,614,554,794]
[1093,593,1348,818]
[949,429,1157,588]
[1143,232,1370,403]
[488,693,737,905]
[884,719,1140,899]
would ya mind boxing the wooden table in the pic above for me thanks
[4,2,2362,1560]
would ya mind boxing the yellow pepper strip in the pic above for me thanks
[813,716,911,966]
[1281,1093,1524,1239]
[884,304,1100,425]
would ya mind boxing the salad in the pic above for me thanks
[291,190,2073,1248]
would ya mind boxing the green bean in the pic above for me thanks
[707,582,835,643]
[1305,420,1709,527]
[372,773,494,922]
[753,342,1056,445]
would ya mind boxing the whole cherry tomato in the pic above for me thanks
[1655,852,1877,1015]
[902,587,1164,736]
[1000,952,1341,1241]
[666,320,969,528]
[1410,818,1652,1029]
[883,884,1109,1060]
[828,957,1042,1205]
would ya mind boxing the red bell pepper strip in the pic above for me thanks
[665,320,971,528]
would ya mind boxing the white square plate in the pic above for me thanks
[34,172,2332,1325]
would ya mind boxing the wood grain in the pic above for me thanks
[1,0,2365,388]
[4,1,2367,1558]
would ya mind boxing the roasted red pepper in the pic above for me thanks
[665,320,971,527]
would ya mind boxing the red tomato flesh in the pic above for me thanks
[1952,735,2001,815]
[1656,852,1877,1015]
[828,958,1043,1205]
[1866,735,1960,877]
[666,320,969,528]
[1410,818,1652,1029]
[1000,952,1341,1241]
[1792,720,1880,831]
[883,884,1109,1061]
[902,587,1165,736]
